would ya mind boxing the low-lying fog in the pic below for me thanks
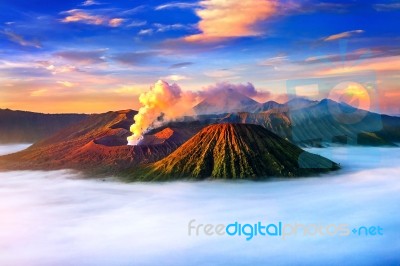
[0,144,31,156]
[0,145,399,265]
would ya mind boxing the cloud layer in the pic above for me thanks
[185,0,277,42]
[0,146,399,265]
[61,9,124,27]
[323,30,364,41]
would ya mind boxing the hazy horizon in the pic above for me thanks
[1,1,399,114]
[2,95,399,116]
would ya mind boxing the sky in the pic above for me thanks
[0,0,399,114]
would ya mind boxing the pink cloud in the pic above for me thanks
[61,9,123,27]
[185,0,277,42]
[109,18,125,27]
[323,30,364,42]
[315,55,400,76]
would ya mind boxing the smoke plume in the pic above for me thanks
[127,80,198,145]
[128,80,271,145]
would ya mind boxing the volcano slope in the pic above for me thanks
[0,110,204,174]
[145,123,339,180]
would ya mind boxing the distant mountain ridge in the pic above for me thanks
[2,95,400,148]
[0,109,88,143]
[192,98,400,146]
[193,90,319,115]
[193,89,261,114]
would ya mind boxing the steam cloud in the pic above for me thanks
[127,80,271,145]
[127,80,199,145]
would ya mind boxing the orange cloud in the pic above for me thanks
[112,85,143,95]
[61,9,104,25]
[30,89,47,97]
[185,0,277,42]
[61,9,123,27]
[316,56,400,76]
[57,81,76,87]
[323,30,364,41]
[109,18,125,27]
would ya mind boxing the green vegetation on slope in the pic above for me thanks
[145,123,339,180]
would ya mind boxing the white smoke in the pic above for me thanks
[127,80,199,145]
[127,80,273,145]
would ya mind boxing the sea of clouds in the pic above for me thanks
[0,144,32,156]
[0,145,399,265]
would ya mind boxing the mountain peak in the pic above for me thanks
[148,123,339,180]
[286,98,318,109]
[193,90,260,115]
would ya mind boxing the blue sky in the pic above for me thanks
[0,0,399,113]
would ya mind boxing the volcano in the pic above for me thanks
[0,110,202,173]
[147,123,339,180]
